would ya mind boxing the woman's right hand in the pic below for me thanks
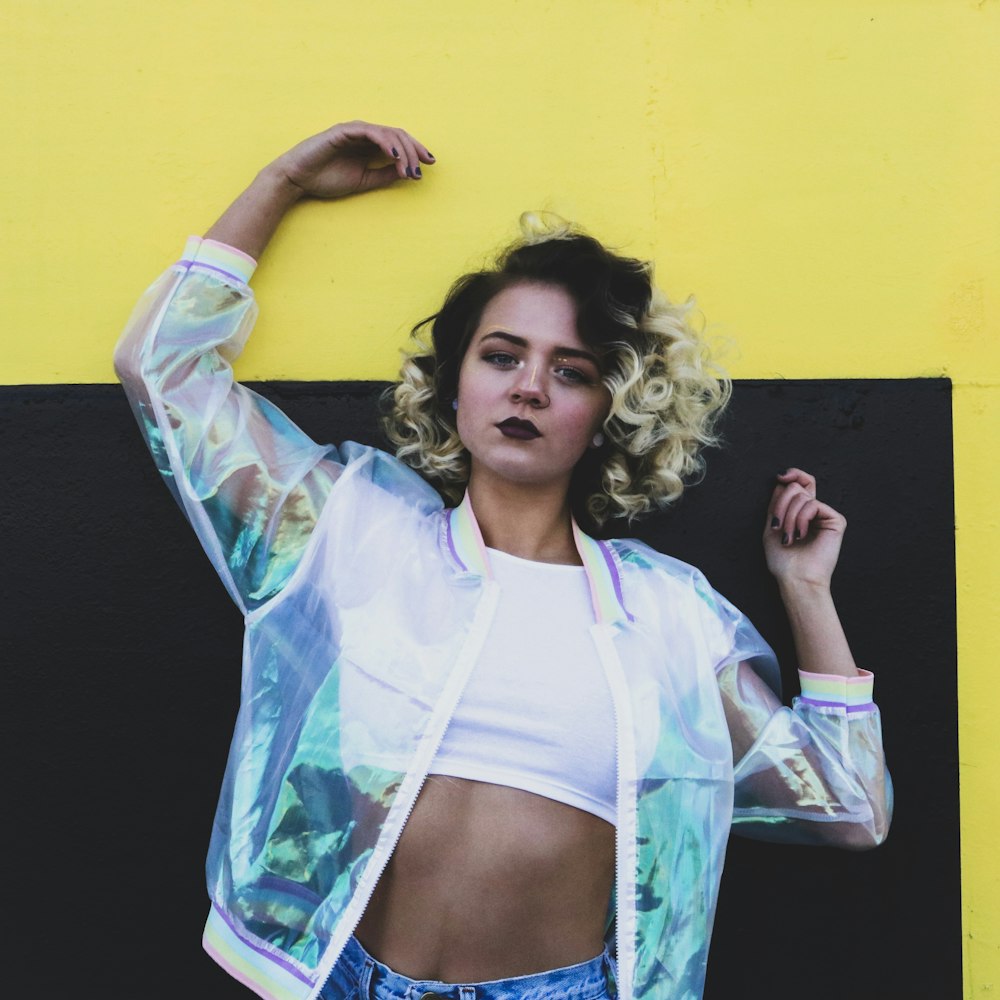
[270,120,435,200]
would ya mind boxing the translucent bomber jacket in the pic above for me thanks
[115,238,892,1000]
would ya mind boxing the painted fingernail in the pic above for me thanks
[794,529,801,540]
[415,165,422,178]
[405,166,413,178]
[781,533,789,545]
[391,147,400,159]
[770,516,780,528]
[426,152,435,160]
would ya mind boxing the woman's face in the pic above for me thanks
[455,282,611,495]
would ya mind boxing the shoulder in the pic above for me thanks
[606,535,741,649]
[335,441,445,517]
[607,535,780,693]
[604,535,726,642]
[607,535,715,605]
[313,443,446,564]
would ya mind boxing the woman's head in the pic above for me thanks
[453,280,614,498]
[383,214,731,527]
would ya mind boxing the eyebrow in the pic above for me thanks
[479,331,601,367]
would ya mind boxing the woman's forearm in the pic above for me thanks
[777,580,860,678]
[203,164,304,261]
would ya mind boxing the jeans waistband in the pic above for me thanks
[333,934,617,1000]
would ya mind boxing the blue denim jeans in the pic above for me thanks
[319,934,618,1000]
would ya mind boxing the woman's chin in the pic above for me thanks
[469,457,573,493]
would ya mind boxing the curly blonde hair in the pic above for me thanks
[383,214,731,527]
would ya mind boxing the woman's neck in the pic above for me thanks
[466,475,580,565]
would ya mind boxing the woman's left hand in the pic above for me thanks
[763,468,846,590]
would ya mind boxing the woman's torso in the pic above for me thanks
[353,776,615,982]
[353,540,618,981]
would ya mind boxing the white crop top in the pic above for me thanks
[429,546,617,826]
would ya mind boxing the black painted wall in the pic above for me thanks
[2,379,957,999]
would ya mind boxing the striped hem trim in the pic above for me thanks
[179,235,258,285]
[203,904,314,1000]
[798,668,875,710]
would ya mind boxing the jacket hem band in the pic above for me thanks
[203,903,314,1000]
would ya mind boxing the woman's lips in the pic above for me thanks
[497,417,541,440]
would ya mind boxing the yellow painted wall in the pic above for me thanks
[3,1,997,991]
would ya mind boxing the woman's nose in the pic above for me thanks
[510,364,550,407]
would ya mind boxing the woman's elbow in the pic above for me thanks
[833,822,889,851]
[823,801,892,851]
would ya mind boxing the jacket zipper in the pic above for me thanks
[613,664,624,999]
[592,622,636,1000]
[308,580,501,1000]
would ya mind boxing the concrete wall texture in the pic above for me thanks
[2,1,996,995]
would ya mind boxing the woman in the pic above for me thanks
[115,120,890,1000]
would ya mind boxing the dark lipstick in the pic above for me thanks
[497,417,541,440]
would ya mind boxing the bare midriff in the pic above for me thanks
[353,775,616,983]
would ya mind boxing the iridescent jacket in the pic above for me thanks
[114,238,892,1000]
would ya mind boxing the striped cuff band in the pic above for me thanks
[798,668,876,713]
[179,235,258,285]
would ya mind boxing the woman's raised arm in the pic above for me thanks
[203,120,434,259]
[114,121,434,614]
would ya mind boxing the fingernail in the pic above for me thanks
[391,147,400,159]
[405,166,413,178]
[415,166,422,178]
[794,529,801,540]
[781,533,789,545]
[770,516,780,528]
[427,152,435,160]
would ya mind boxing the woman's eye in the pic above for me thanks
[556,365,592,385]
[484,351,519,368]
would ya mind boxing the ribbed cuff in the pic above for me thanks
[798,668,876,713]
[179,236,257,285]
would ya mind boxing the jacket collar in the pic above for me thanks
[445,492,634,627]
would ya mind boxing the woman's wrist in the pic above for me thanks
[255,161,309,204]
[203,165,305,260]
[776,575,833,606]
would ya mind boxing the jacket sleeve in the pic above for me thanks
[707,586,893,849]
[114,237,345,614]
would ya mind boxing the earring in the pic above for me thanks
[452,398,459,411]
[591,431,605,448]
